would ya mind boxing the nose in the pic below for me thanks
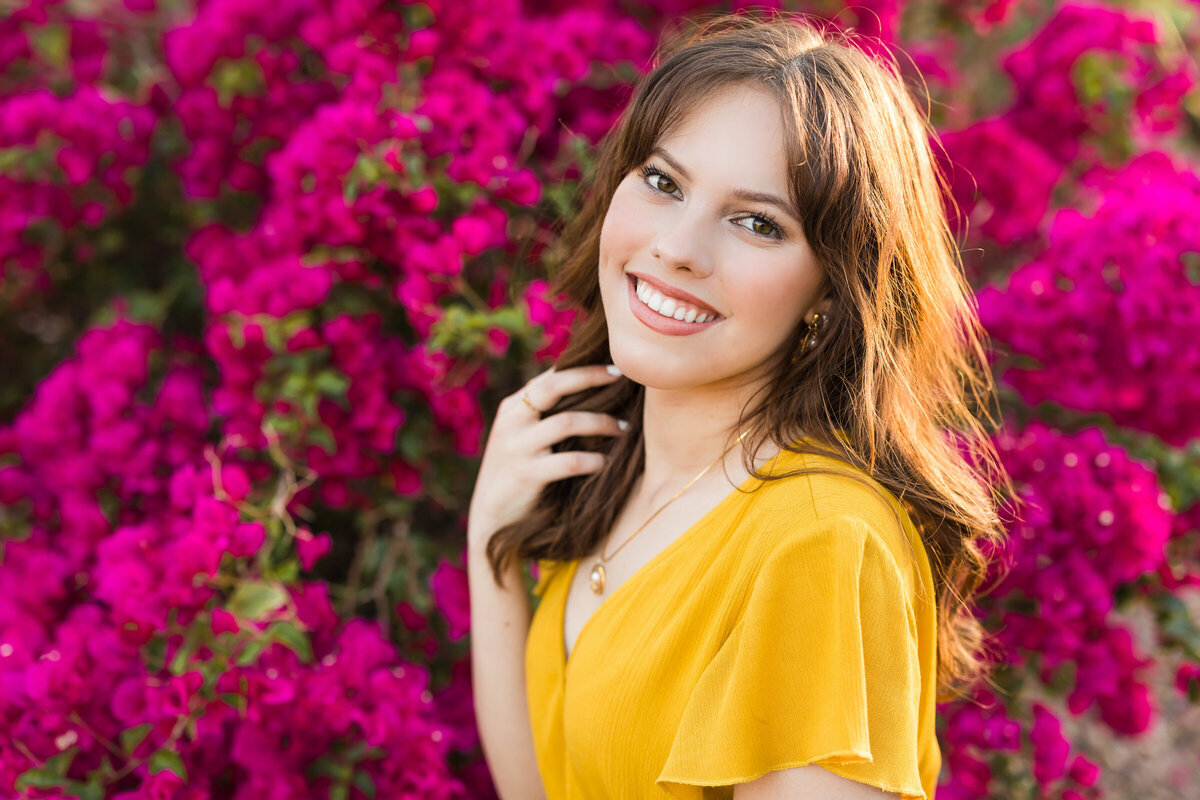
[649,205,715,278]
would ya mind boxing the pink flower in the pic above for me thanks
[430,557,470,641]
[212,608,241,636]
[296,530,332,571]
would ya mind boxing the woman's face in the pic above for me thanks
[598,84,828,393]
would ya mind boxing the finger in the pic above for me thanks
[529,450,609,484]
[526,411,627,452]
[524,364,622,412]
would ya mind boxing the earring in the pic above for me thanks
[792,311,826,364]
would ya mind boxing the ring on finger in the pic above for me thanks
[521,390,542,414]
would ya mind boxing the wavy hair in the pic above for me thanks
[484,9,1017,702]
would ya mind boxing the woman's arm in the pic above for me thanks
[468,541,546,800]
[465,363,627,800]
[733,765,900,799]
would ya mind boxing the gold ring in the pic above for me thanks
[521,391,541,414]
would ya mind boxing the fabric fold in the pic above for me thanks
[654,515,926,800]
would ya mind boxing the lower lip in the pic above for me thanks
[626,275,722,336]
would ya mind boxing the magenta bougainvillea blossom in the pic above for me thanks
[979,151,1200,446]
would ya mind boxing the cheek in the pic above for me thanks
[732,257,816,332]
[600,184,648,257]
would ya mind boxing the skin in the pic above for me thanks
[598,83,897,800]
[598,82,831,500]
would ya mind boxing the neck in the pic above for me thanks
[637,380,778,501]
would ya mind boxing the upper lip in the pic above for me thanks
[628,272,722,317]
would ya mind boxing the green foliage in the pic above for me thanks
[429,303,535,357]
[228,580,289,620]
[210,58,268,105]
[267,619,315,663]
[120,723,154,756]
[149,747,188,781]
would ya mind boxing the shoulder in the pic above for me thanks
[749,445,914,553]
[743,445,922,597]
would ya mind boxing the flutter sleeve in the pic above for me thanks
[655,515,927,800]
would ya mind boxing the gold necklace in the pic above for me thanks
[588,430,749,594]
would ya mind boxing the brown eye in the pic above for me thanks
[638,165,680,197]
[653,175,678,194]
[734,213,784,240]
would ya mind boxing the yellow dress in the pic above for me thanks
[525,443,941,800]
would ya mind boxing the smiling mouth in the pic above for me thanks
[628,275,722,323]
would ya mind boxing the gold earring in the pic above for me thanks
[793,312,825,364]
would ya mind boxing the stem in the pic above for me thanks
[372,518,409,639]
[457,278,491,313]
[340,514,379,618]
[68,712,124,761]
[13,740,40,768]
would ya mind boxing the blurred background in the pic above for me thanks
[1,0,1198,797]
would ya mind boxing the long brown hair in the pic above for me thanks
[485,10,1017,702]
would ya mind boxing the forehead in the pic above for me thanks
[654,85,791,192]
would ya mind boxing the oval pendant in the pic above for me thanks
[588,562,606,594]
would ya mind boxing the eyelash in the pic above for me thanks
[637,163,786,241]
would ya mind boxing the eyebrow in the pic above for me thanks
[649,146,802,223]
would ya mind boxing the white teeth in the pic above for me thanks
[634,278,715,324]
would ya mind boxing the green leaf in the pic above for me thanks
[30,25,69,71]
[218,692,247,713]
[353,770,378,799]
[228,580,289,621]
[0,146,39,178]
[52,746,79,771]
[281,372,310,402]
[169,641,194,676]
[1183,252,1200,287]
[403,2,436,30]
[236,637,269,667]
[308,754,350,781]
[149,748,188,781]
[309,425,337,454]
[490,306,530,333]
[273,557,301,584]
[313,369,350,400]
[210,57,266,104]
[120,723,153,755]
[15,769,70,790]
[267,621,314,663]
[15,745,80,789]
[330,783,349,800]
[73,778,105,800]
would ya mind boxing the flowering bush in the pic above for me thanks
[1,0,1199,798]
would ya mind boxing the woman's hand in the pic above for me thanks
[467,364,627,552]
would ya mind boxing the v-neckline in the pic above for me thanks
[559,444,798,671]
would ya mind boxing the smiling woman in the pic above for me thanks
[467,8,1014,800]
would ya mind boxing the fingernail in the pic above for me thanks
[606,364,623,376]
[617,419,629,431]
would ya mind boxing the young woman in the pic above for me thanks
[468,11,1012,800]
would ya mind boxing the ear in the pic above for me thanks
[804,293,833,325]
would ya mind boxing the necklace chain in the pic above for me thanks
[588,430,749,594]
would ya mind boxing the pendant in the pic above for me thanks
[588,561,606,594]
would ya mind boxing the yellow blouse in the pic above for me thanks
[525,444,941,800]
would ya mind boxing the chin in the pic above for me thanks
[606,338,719,391]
